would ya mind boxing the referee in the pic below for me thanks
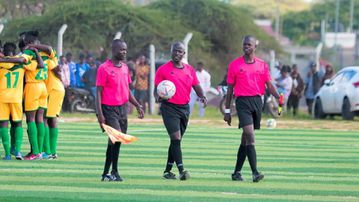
[96,39,144,182]
[224,35,279,182]
[155,41,207,180]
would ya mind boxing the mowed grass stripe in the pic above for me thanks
[0,121,358,201]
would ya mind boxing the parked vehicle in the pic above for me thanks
[314,66,359,120]
[65,87,96,113]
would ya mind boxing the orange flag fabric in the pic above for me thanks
[102,123,138,144]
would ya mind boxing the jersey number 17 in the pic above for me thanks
[5,72,19,88]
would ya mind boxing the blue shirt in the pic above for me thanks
[305,75,315,99]
[68,62,77,87]
[75,62,90,87]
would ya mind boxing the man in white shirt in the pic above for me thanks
[275,65,293,111]
[189,62,211,117]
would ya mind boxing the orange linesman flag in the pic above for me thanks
[102,123,138,144]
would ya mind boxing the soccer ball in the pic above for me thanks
[266,118,277,129]
[157,80,176,99]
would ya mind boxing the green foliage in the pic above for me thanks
[282,0,359,45]
[1,0,281,83]
[150,0,281,75]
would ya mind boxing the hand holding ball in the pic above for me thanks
[157,80,176,100]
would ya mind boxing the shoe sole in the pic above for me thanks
[253,175,264,182]
[163,176,177,180]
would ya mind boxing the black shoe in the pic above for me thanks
[231,171,244,181]
[163,171,176,179]
[252,172,264,182]
[101,174,114,182]
[111,171,124,182]
[179,170,190,181]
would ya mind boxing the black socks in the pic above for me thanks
[246,145,259,175]
[170,140,183,173]
[234,144,246,173]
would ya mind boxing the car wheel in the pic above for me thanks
[71,99,87,113]
[220,95,237,117]
[314,98,326,119]
[342,98,354,120]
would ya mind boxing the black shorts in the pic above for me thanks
[236,96,263,130]
[160,102,190,135]
[101,104,128,134]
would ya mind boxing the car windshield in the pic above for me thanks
[342,70,357,82]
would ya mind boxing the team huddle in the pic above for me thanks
[0,31,64,160]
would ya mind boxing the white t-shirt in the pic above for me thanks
[196,69,211,93]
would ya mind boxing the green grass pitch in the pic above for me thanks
[0,121,358,201]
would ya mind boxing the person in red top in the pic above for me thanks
[96,39,144,182]
[155,41,207,180]
[224,35,279,182]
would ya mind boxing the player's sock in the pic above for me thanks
[10,126,15,152]
[111,142,121,173]
[36,122,45,153]
[14,127,23,153]
[234,144,246,173]
[43,126,51,154]
[49,127,58,155]
[27,122,39,155]
[102,143,112,176]
[165,144,174,172]
[0,128,10,156]
[170,139,184,173]
[246,145,259,175]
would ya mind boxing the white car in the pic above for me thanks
[314,66,359,120]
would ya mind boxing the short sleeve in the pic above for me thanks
[263,63,271,82]
[96,66,106,87]
[227,62,236,85]
[191,67,200,86]
[48,49,56,59]
[47,59,57,70]
[22,50,36,61]
[127,67,132,84]
[154,67,163,86]
[20,53,33,65]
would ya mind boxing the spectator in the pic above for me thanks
[82,58,98,99]
[287,64,304,116]
[321,64,335,85]
[126,57,136,114]
[97,46,108,63]
[275,65,293,103]
[66,52,77,87]
[59,56,70,88]
[304,63,322,115]
[134,55,150,113]
[75,53,90,88]
[189,62,211,117]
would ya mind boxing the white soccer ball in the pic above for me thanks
[266,118,277,129]
[157,80,176,99]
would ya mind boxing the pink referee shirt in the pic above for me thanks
[227,56,271,97]
[155,61,199,105]
[96,59,132,106]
